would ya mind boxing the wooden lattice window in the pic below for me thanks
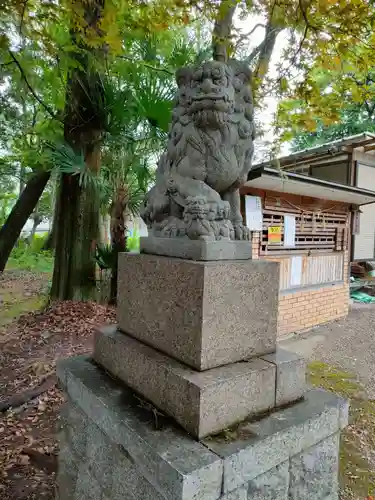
[260,197,349,256]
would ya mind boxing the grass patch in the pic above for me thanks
[0,294,47,326]
[7,251,53,274]
[308,362,375,497]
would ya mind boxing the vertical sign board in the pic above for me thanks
[290,255,303,287]
[245,196,263,231]
[284,215,296,247]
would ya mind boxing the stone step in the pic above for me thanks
[117,253,279,371]
[93,325,276,439]
[93,326,306,439]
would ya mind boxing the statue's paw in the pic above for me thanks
[233,224,250,241]
[159,217,185,238]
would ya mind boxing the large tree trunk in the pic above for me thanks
[51,0,105,301]
[0,170,50,272]
[51,145,100,301]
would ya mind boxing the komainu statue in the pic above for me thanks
[141,59,255,241]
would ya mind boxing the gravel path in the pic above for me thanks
[282,302,375,398]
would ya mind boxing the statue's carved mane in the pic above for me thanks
[164,59,255,179]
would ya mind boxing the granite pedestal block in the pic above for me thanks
[93,326,276,439]
[140,236,252,261]
[260,349,306,407]
[57,356,348,500]
[117,253,279,371]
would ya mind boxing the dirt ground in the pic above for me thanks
[0,270,115,500]
[283,303,375,499]
[0,270,374,500]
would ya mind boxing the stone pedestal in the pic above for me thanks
[56,245,348,499]
[117,254,279,370]
[56,356,348,500]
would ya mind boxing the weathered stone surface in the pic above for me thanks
[202,389,347,493]
[57,356,223,500]
[338,398,350,430]
[85,422,114,494]
[94,326,276,439]
[111,451,166,500]
[56,441,79,500]
[247,461,289,500]
[117,253,279,370]
[75,463,102,500]
[57,357,346,500]
[220,486,248,500]
[59,402,88,457]
[289,433,339,500]
[261,348,306,406]
[141,60,255,242]
[140,237,252,261]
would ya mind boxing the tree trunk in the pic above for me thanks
[42,230,55,251]
[109,185,128,305]
[50,0,105,301]
[51,143,101,301]
[253,22,283,92]
[212,2,237,62]
[28,218,39,243]
[0,170,50,272]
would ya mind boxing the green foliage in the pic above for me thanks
[8,235,53,273]
[0,193,17,226]
[94,230,139,271]
[127,231,140,252]
[95,243,115,271]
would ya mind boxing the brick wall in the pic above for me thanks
[277,283,349,337]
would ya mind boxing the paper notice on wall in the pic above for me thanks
[268,226,282,244]
[290,255,302,287]
[284,215,296,247]
[245,196,263,231]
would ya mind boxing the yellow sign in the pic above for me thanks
[268,226,282,244]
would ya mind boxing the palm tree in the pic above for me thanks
[98,148,154,303]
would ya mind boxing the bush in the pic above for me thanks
[8,234,53,273]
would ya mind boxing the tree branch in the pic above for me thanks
[8,50,63,123]
[118,55,173,75]
[298,0,319,31]
[244,25,281,65]
[252,22,283,92]
[234,23,266,52]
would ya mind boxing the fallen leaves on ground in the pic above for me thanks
[0,270,115,500]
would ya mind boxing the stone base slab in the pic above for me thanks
[140,236,252,261]
[56,356,348,500]
[93,326,276,439]
[117,253,279,371]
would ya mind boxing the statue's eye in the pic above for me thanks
[215,77,227,86]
